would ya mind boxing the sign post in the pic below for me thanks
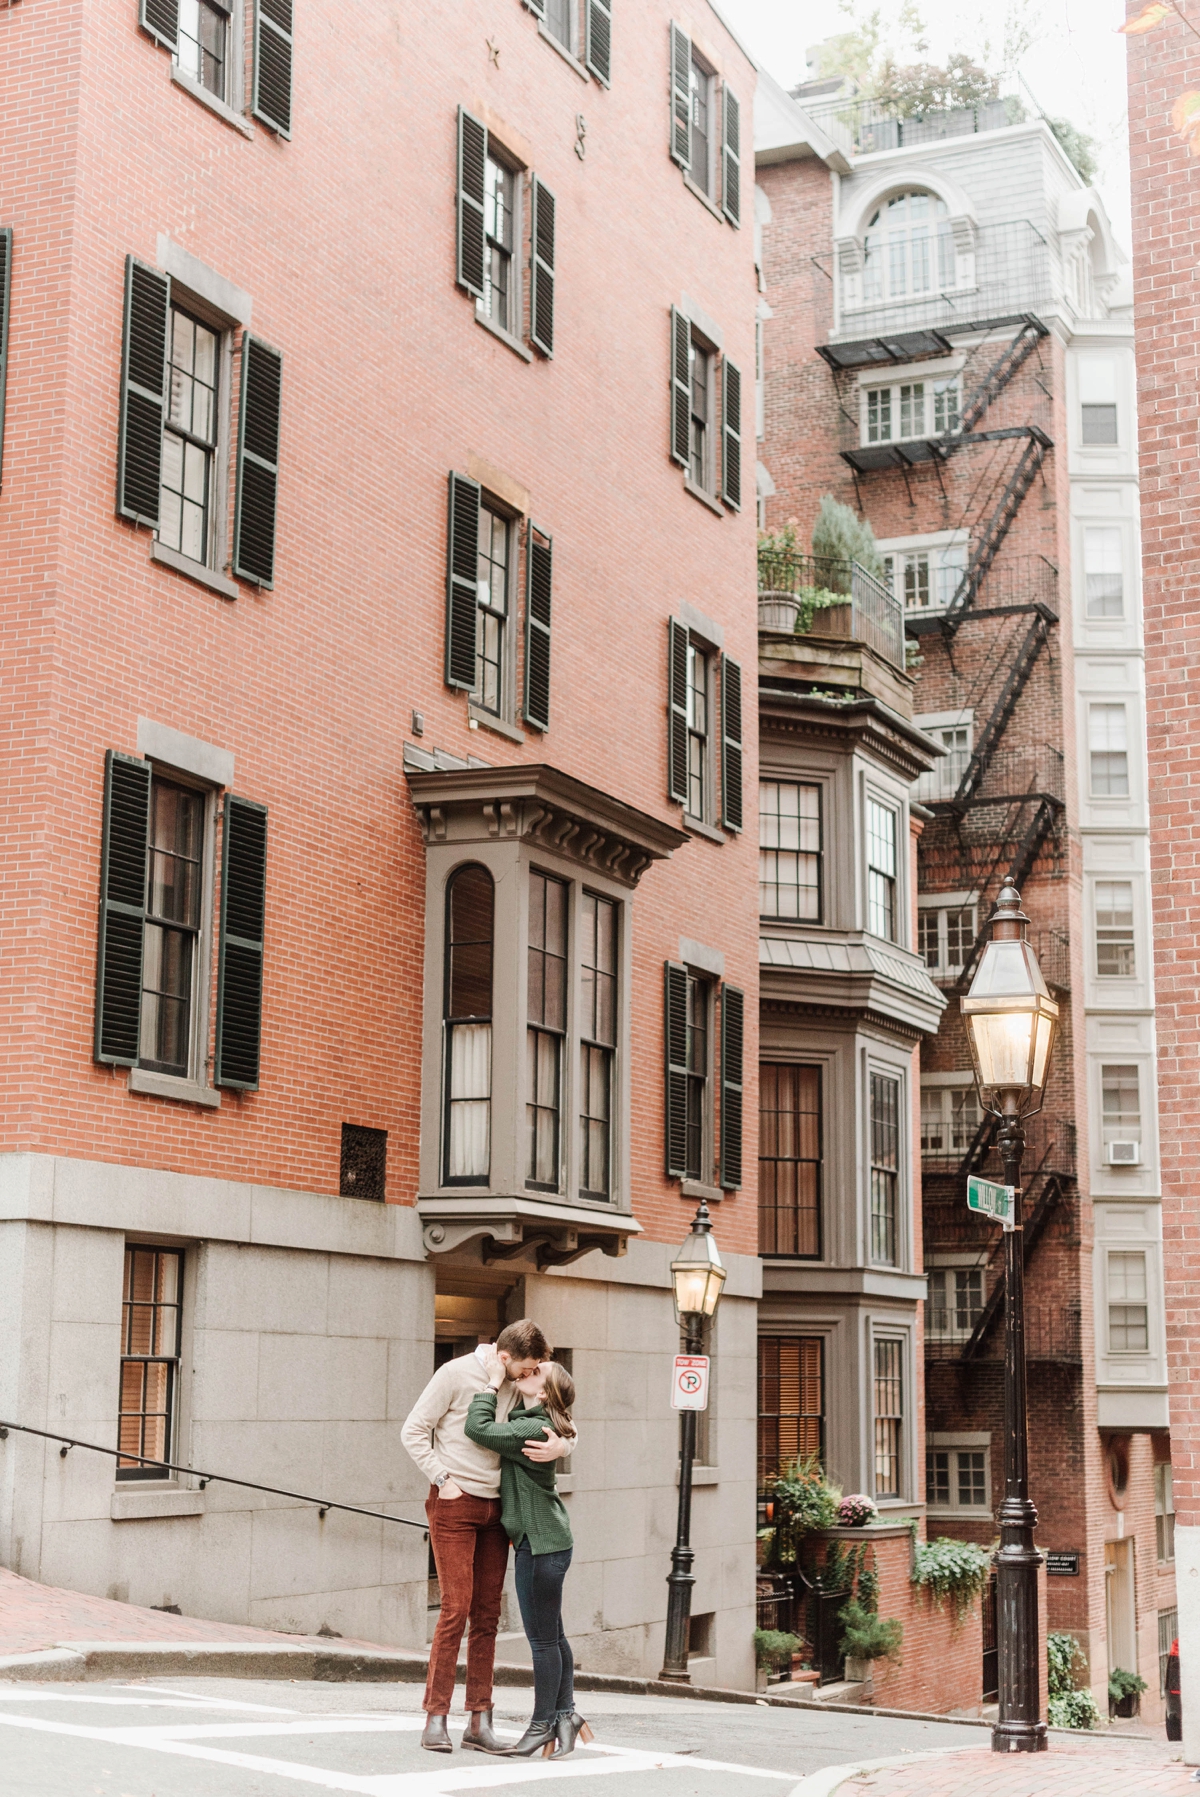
[967,1174,1016,1230]
[671,1354,710,1411]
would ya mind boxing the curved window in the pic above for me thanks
[444,865,494,1184]
[862,191,954,304]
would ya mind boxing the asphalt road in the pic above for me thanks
[0,1675,989,1796]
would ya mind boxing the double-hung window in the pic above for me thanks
[926,1444,989,1509]
[544,0,574,51]
[688,53,713,195]
[864,377,959,445]
[118,1245,183,1480]
[482,154,516,333]
[159,306,219,567]
[475,502,510,716]
[866,799,898,940]
[758,1336,823,1492]
[883,543,967,614]
[869,1071,900,1265]
[684,971,710,1181]
[527,871,567,1191]
[579,893,617,1199]
[919,1083,980,1157]
[759,781,820,919]
[873,1339,904,1498]
[1095,881,1135,977]
[927,1267,984,1336]
[759,1064,821,1257]
[1101,1063,1141,1160]
[1108,1249,1149,1351]
[1080,355,1118,445]
[443,865,494,1184]
[140,777,206,1077]
[918,904,976,977]
[1089,703,1129,797]
[686,640,710,817]
[1085,526,1124,618]
[689,337,713,490]
[176,0,230,99]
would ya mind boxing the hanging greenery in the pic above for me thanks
[910,1537,992,1620]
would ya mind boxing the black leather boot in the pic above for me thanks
[461,1708,503,1752]
[550,1710,595,1758]
[501,1718,558,1757]
[420,1713,452,1753]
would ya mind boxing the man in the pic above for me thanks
[400,1317,570,1753]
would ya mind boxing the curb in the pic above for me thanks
[785,1744,984,1797]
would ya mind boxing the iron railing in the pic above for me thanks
[805,93,1021,161]
[758,550,906,671]
[828,219,1053,344]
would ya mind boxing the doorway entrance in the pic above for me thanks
[1105,1538,1137,1682]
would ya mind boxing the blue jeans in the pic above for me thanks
[513,1541,574,1723]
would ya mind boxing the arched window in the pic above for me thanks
[444,865,494,1183]
[862,191,955,304]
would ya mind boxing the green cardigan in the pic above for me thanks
[464,1390,574,1555]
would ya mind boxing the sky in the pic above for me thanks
[720,0,1134,248]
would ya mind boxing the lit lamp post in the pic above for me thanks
[962,881,1059,1755]
[660,1200,726,1682]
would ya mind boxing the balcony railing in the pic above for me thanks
[758,550,907,673]
[830,219,1053,344]
[805,93,1021,162]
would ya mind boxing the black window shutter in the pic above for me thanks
[664,961,689,1177]
[585,0,611,84]
[524,521,552,730]
[117,255,170,527]
[722,357,742,510]
[719,984,744,1189]
[457,107,488,300]
[233,335,282,588]
[253,0,293,138]
[446,472,481,690]
[722,84,741,227]
[0,227,11,492]
[216,795,268,1090]
[667,617,689,804]
[530,177,556,357]
[669,22,691,167]
[140,0,179,50]
[526,0,546,13]
[95,751,151,1067]
[670,306,690,468]
[721,653,743,831]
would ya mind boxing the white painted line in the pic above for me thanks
[122,1683,302,1712]
[785,1743,983,1797]
[111,1716,428,1742]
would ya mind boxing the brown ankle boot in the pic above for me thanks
[421,1713,452,1753]
[461,1708,503,1752]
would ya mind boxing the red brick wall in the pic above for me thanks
[0,0,761,1254]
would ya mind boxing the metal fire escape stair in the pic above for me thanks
[954,319,1049,438]
[960,1170,1068,1361]
[952,613,1053,808]
[939,430,1053,634]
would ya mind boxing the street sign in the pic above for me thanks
[671,1354,710,1411]
[1046,1551,1081,1576]
[966,1174,1015,1230]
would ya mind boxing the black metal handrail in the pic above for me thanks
[0,1420,428,1534]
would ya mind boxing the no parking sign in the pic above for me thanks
[671,1354,710,1411]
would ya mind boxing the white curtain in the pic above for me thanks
[448,1023,491,1179]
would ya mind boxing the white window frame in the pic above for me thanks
[170,0,247,116]
[878,528,969,617]
[919,1079,982,1160]
[866,1059,907,1270]
[860,373,961,447]
[1083,524,1125,621]
[1099,1060,1142,1163]
[926,1431,992,1516]
[1087,701,1131,800]
[1092,876,1137,982]
[156,292,234,576]
[870,1327,910,1503]
[865,793,901,943]
[1105,1246,1151,1355]
[917,898,978,980]
[916,710,974,802]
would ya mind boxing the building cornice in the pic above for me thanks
[759,685,943,782]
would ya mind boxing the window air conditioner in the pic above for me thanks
[1107,1140,1141,1166]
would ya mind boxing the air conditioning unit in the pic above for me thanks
[1107,1140,1142,1167]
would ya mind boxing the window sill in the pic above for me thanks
[681,1178,724,1205]
[170,65,256,139]
[677,1464,720,1487]
[682,172,724,222]
[683,814,727,845]
[112,1486,205,1521]
[152,540,241,601]
[926,1506,993,1520]
[537,19,590,81]
[129,1067,222,1109]
[474,307,534,363]
[468,703,526,743]
[683,476,724,517]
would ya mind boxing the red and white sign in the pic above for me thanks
[671,1354,710,1411]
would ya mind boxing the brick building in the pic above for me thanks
[0,0,763,1685]
[755,62,1174,1717]
[1125,0,1200,1757]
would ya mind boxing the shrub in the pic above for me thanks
[759,1454,840,1568]
[1109,1667,1148,1704]
[839,1598,903,1665]
[753,1629,803,1673]
[1048,1688,1102,1731]
[838,1494,878,1528]
[874,54,998,118]
[810,495,884,578]
[1047,1631,1087,1698]
[1047,117,1098,185]
[910,1538,992,1620]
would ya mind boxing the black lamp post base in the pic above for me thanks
[991,1720,1048,1754]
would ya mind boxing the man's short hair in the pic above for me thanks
[496,1319,551,1362]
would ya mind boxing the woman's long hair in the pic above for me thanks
[540,1362,577,1441]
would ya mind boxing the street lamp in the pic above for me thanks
[660,1200,726,1682]
[962,881,1059,1755]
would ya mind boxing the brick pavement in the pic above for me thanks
[836,1742,1190,1797]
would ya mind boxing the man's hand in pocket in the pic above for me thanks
[438,1480,464,1500]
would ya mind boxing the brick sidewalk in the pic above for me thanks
[0,1566,379,1655]
[838,1742,1191,1797]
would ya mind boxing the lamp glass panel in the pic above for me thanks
[968,939,1049,1001]
[970,1007,1036,1090]
[674,1264,717,1316]
[1030,1010,1055,1093]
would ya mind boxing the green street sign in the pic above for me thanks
[967,1175,1015,1230]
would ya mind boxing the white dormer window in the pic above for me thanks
[863,191,955,303]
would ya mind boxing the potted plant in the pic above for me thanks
[1108,1667,1147,1719]
[837,1494,878,1528]
[839,1598,903,1682]
[754,1628,804,1689]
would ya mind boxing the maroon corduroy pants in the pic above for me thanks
[423,1487,510,1715]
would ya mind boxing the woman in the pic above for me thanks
[465,1357,593,1759]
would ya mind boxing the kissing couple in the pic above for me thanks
[400,1317,592,1759]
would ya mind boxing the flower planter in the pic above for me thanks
[758,593,800,632]
[1111,1692,1140,1719]
[845,1656,874,1684]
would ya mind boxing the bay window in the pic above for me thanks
[444,865,494,1184]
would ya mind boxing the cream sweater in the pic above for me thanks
[401,1350,519,1499]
